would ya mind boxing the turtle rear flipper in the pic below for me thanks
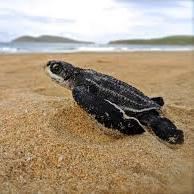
[151,97,164,106]
[139,113,184,144]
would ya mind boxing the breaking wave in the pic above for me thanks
[0,47,19,53]
[0,42,193,53]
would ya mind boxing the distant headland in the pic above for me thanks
[11,35,94,44]
[10,35,194,45]
[109,35,194,45]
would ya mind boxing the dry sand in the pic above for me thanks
[0,51,193,194]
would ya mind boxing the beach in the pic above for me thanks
[0,51,193,193]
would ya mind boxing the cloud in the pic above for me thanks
[0,9,74,24]
[0,0,193,42]
[116,0,192,8]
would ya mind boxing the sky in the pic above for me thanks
[0,0,193,43]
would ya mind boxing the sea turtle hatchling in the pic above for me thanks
[45,60,184,145]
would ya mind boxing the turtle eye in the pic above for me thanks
[50,63,62,74]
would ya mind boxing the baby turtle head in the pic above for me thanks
[45,60,75,89]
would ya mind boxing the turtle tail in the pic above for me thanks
[139,111,184,144]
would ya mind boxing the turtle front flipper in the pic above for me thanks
[72,85,145,135]
[138,111,184,144]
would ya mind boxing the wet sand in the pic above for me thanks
[0,51,193,193]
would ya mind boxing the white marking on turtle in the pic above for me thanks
[105,112,109,117]
[168,136,177,143]
[105,99,145,128]
[99,75,149,103]
[119,105,158,113]
[85,78,159,112]
[47,67,63,82]
[46,68,73,89]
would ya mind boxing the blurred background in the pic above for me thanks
[0,0,193,53]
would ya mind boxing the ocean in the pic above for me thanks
[0,42,193,53]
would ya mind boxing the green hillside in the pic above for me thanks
[12,35,93,44]
[109,35,194,45]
